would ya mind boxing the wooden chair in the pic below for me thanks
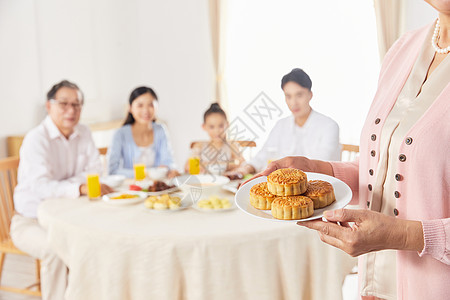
[98,147,108,155]
[341,144,360,162]
[98,147,108,176]
[6,136,24,157]
[0,156,41,297]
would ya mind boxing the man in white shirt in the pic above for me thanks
[10,80,113,300]
[236,68,340,175]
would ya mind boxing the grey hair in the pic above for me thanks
[46,80,84,103]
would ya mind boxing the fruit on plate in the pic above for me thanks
[197,196,232,210]
[129,184,142,191]
[144,194,181,210]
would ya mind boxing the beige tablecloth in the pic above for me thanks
[38,194,355,300]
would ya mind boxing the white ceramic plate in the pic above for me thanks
[120,180,180,196]
[221,180,241,194]
[172,174,230,188]
[142,193,192,212]
[171,174,231,201]
[102,191,147,206]
[235,172,353,222]
[146,186,180,196]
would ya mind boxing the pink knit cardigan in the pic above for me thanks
[330,23,450,299]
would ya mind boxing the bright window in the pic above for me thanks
[225,0,379,153]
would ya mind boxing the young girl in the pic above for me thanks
[185,103,244,175]
[109,86,180,178]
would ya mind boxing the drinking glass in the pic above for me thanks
[87,174,101,199]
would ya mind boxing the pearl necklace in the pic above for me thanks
[432,18,450,54]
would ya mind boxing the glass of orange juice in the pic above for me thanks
[189,156,200,175]
[87,174,101,199]
[134,163,146,181]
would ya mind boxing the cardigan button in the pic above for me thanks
[395,174,402,181]
[368,184,372,191]
[405,137,413,145]
[394,191,400,198]
[371,150,376,157]
[394,208,399,216]
[369,169,374,176]
[367,201,370,208]
[371,134,376,141]
[375,118,381,124]
[399,154,406,162]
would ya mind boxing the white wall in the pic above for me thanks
[0,0,439,164]
[405,0,437,32]
[225,0,379,148]
[0,0,214,168]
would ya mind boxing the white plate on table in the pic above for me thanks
[146,186,180,196]
[172,174,230,199]
[122,180,180,196]
[102,191,147,206]
[142,193,192,212]
[222,180,241,194]
[235,172,352,222]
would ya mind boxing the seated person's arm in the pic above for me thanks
[20,135,92,198]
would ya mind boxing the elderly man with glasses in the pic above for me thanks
[10,80,113,300]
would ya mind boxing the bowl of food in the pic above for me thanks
[100,174,126,188]
[172,174,230,201]
[148,167,169,181]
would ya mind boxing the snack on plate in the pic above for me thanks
[147,181,176,192]
[110,194,140,200]
[197,196,232,210]
[267,168,307,196]
[303,180,336,209]
[144,194,181,210]
[249,182,276,210]
[271,195,314,220]
[246,169,337,220]
[129,184,142,191]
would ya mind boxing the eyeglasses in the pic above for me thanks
[49,99,83,111]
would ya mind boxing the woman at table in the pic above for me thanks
[251,2,450,299]
[108,86,180,179]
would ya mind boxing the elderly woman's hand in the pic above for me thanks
[241,156,333,186]
[297,208,424,257]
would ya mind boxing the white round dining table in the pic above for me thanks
[38,191,355,300]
